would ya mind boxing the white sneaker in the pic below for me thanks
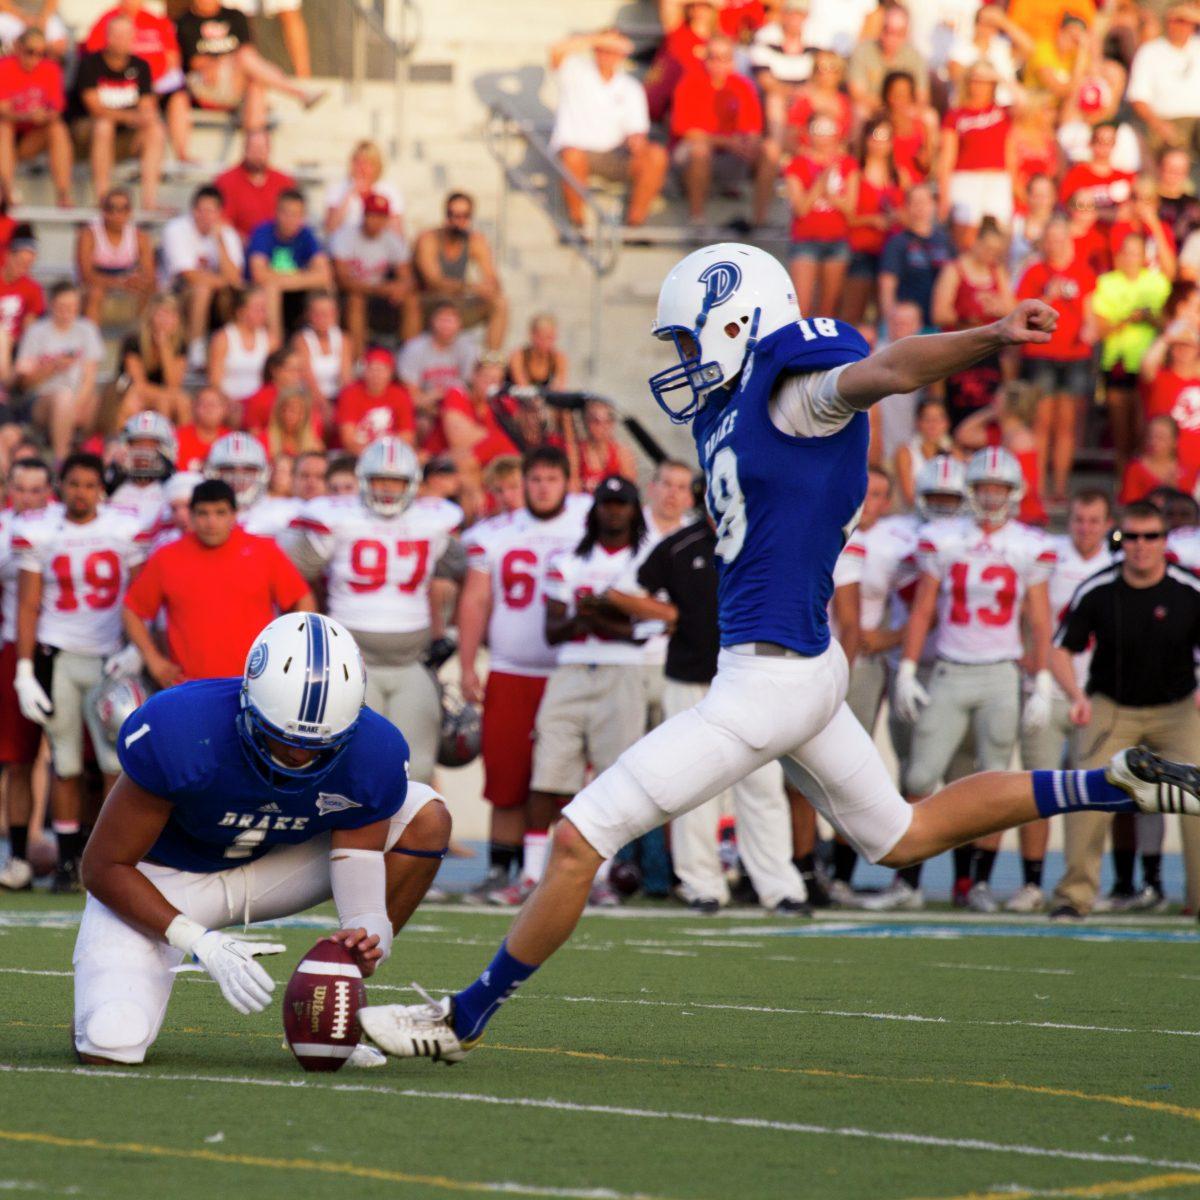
[967,882,1000,914]
[345,1042,388,1069]
[1003,884,1045,913]
[1108,748,1200,815]
[827,879,859,908]
[359,985,475,1064]
[860,879,924,912]
[0,856,32,891]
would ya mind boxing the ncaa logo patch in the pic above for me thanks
[247,642,269,679]
[699,261,741,308]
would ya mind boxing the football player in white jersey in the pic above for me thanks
[12,453,153,890]
[887,447,1055,912]
[458,447,590,902]
[204,432,298,539]
[108,411,177,529]
[0,457,55,890]
[284,437,462,782]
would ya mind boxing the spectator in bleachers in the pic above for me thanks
[335,345,415,455]
[1016,213,1098,505]
[1154,147,1200,252]
[1059,121,1135,221]
[294,447,325,499]
[263,387,322,459]
[176,383,230,470]
[670,34,776,228]
[1128,2,1200,162]
[330,191,412,356]
[224,0,313,80]
[1111,173,1179,277]
[549,29,667,230]
[207,285,274,417]
[175,0,321,133]
[72,15,165,211]
[1140,319,1200,480]
[293,290,351,412]
[750,0,812,139]
[578,396,636,491]
[84,0,191,163]
[75,187,154,325]
[937,61,1015,248]
[1024,13,1090,104]
[840,118,904,326]
[1057,60,1139,171]
[266,450,292,496]
[785,47,852,152]
[438,354,520,490]
[14,281,104,462]
[0,28,71,208]
[0,2,68,60]
[1010,172,1057,275]
[1012,101,1063,216]
[847,5,928,123]
[0,225,43,351]
[161,184,244,369]
[397,299,478,409]
[881,69,935,182]
[508,313,568,391]
[1120,415,1195,503]
[1066,189,1110,275]
[784,112,855,316]
[246,187,331,336]
[878,183,954,325]
[1007,0,1095,56]
[215,127,295,243]
[242,344,320,437]
[324,453,356,496]
[1091,230,1172,472]
[322,138,404,237]
[948,5,1032,107]
[116,293,189,425]
[408,191,507,351]
[644,0,717,122]
[895,397,955,509]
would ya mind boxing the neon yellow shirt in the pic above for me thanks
[1091,268,1171,372]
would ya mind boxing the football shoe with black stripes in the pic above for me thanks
[1108,747,1200,816]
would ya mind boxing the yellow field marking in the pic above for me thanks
[909,1169,1200,1200]
[0,1127,676,1200]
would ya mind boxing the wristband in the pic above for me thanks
[165,914,208,956]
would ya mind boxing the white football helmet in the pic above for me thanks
[966,446,1025,523]
[239,614,367,789]
[357,437,419,518]
[93,674,152,745]
[205,432,269,510]
[650,243,800,423]
[122,411,178,480]
[915,454,968,520]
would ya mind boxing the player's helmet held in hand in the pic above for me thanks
[915,454,968,520]
[357,436,420,518]
[966,446,1025,523]
[205,432,269,510]
[437,682,481,767]
[122,411,178,480]
[93,674,152,744]
[239,614,367,789]
[650,243,801,423]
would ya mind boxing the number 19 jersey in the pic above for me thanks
[917,516,1056,664]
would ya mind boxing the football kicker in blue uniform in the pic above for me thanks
[358,243,1200,1066]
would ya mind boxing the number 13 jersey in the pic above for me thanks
[917,516,1056,665]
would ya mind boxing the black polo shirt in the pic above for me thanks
[637,519,718,684]
[1054,562,1200,707]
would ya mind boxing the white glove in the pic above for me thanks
[892,660,929,725]
[103,643,143,679]
[166,915,286,1015]
[1022,669,1054,734]
[14,659,52,725]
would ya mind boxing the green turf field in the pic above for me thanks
[2,895,1200,1200]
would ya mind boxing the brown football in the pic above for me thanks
[282,938,367,1073]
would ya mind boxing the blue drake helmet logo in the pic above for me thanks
[698,261,741,309]
[247,641,269,679]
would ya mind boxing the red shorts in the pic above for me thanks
[0,640,42,765]
[481,670,548,809]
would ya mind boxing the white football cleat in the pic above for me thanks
[1003,884,1045,913]
[966,882,999,914]
[359,985,476,1064]
[860,879,924,912]
[1108,748,1200,815]
[345,1042,388,1069]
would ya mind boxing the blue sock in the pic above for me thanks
[452,941,538,1041]
[1032,769,1136,818]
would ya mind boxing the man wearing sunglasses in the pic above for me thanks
[1050,500,1200,919]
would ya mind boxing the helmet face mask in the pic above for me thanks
[122,413,177,480]
[965,447,1025,524]
[356,437,419,517]
[914,454,967,520]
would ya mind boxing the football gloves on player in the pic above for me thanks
[166,916,286,1015]
[892,660,929,725]
[103,643,144,680]
[1021,670,1054,734]
[14,659,52,725]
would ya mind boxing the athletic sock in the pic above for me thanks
[488,841,520,878]
[452,940,538,1042]
[8,824,28,862]
[53,824,81,869]
[898,864,922,889]
[792,852,814,874]
[1022,857,1044,888]
[1141,853,1163,892]
[1112,848,1136,894]
[522,831,549,884]
[1031,769,1137,817]
[953,845,973,884]
[971,848,997,886]
[831,841,857,883]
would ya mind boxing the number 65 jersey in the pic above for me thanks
[917,516,1056,664]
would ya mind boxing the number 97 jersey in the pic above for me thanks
[917,516,1057,664]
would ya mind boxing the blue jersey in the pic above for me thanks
[692,318,870,656]
[117,678,410,873]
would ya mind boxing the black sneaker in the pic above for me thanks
[51,861,81,894]
[1048,904,1083,921]
[687,897,720,915]
[799,868,832,909]
[773,897,813,917]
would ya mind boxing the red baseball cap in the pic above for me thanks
[364,346,394,367]
[363,193,390,217]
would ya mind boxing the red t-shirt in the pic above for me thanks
[335,380,416,445]
[1120,457,1198,504]
[0,55,64,114]
[0,274,44,343]
[176,423,230,472]
[1060,163,1135,217]
[785,154,856,242]
[215,163,297,242]
[439,387,518,466]
[848,175,903,254]
[123,528,309,679]
[1071,225,1111,276]
[661,24,708,74]
[718,1,766,40]
[891,123,928,183]
[942,105,1011,172]
[1145,369,1200,471]
[1109,218,1177,271]
[670,71,762,140]
[1015,257,1097,361]
[85,8,178,84]
[785,91,853,149]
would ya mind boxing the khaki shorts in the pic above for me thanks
[530,662,649,795]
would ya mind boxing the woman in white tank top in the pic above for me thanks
[208,287,275,414]
[294,292,352,423]
[895,396,956,510]
[77,187,152,324]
